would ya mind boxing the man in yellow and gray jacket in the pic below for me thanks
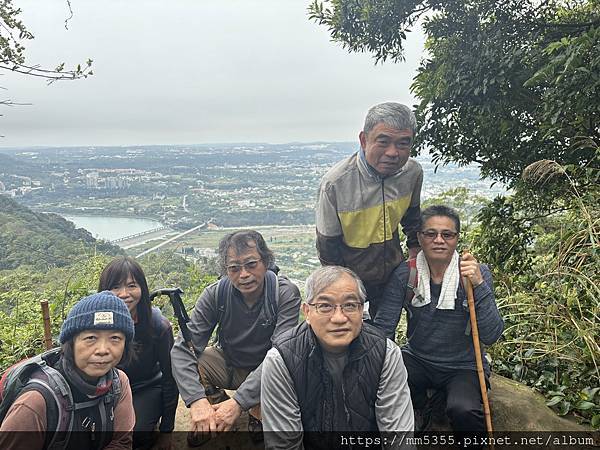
[316,102,423,322]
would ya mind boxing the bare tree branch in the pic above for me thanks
[64,0,74,30]
[0,61,92,84]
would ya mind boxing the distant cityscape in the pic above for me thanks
[0,143,506,280]
[0,142,504,226]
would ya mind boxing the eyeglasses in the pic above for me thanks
[226,259,262,274]
[307,302,364,316]
[419,230,459,241]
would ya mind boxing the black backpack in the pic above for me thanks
[0,348,121,450]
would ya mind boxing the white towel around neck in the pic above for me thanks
[412,250,460,310]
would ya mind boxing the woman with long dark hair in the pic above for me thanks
[99,257,178,450]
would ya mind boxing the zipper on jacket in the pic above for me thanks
[341,382,352,439]
[381,179,387,280]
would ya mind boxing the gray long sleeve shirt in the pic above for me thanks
[261,338,414,436]
[171,276,301,410]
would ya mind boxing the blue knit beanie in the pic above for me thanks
[59,291,135,344]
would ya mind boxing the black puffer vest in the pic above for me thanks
[273,322,386,434]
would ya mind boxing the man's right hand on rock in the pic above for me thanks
[190,398,217,434]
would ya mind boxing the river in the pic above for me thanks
[62,215,163,241]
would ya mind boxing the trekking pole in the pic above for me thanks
[40,300,52,350]
[150,288,197,355]
[462,251,494,447]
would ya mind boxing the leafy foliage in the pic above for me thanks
[0,254,216,371]
[486,198,599,425]
[0,195,122,270]
[310,0,599,186]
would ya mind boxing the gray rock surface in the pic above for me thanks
[425,373,590,432]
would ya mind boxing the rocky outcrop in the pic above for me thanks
[426,373,590,432]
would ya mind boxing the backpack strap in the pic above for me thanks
[71,368,120,450]
[215,270,280,344]
[404,258,419,311]
[215,277,231,349]
[216,277,228,325]
[20,381,62,450]
[0,352,75,450]
[261,270,279,327]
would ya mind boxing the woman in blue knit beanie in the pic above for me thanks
[0,291,136,450]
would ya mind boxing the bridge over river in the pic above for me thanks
[113,226,174,249]
[135,221,210,257]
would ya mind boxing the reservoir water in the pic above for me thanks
[63,215,163,241]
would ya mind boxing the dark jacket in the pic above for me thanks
[375,262,504,373]
[119,307,178,432]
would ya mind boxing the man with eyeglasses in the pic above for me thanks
[316,102,423,321]
[171,230,301,444]
[376,205,504,435]
[261,265,414,448]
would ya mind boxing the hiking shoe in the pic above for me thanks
[248,414,264,444]
[187,431,211,448]
[414,408,432,433]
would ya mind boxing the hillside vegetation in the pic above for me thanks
[0,195,122,270]
[0,251,215,369]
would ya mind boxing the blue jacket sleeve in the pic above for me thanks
[373,263,409,341]
[471,265,504,345]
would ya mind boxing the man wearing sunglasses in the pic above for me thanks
[171,230,301,444]
[261,265,414,448]
[316,102,423,320]
[375,205,504,435]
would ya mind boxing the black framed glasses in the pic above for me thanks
[419,230,459,241]
[226,259,262,274]
[307,302,364,316]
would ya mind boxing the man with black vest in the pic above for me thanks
[171,230,301,441]
[261,265,413,448]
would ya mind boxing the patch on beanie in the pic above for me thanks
[94,311,114,325]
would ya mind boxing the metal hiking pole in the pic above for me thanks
[150,287,196,356]
[462,251,494,448]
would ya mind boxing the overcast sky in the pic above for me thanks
[0,0,425,147]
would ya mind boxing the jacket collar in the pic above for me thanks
[358,148,383,181]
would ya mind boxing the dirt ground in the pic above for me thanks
[173,394,263,449]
